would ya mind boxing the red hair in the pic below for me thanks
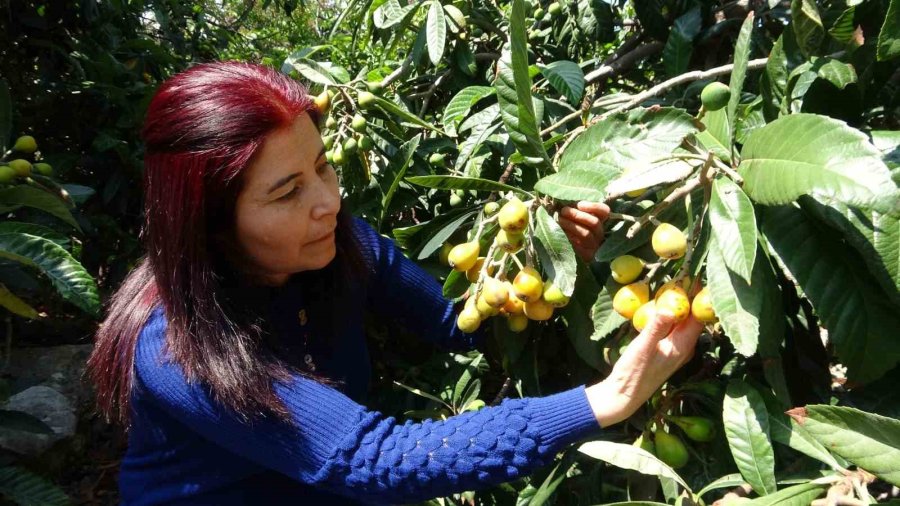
[87,61,363,427]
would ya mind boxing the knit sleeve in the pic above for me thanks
[351,217,488,352]
[134,312,603,505]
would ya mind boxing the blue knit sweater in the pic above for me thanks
[119,218,604,505]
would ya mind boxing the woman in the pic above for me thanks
[87,62,702,505]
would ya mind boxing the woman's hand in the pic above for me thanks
[585,312,704,428]
[558,202,610,263]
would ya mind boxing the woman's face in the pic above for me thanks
[230,113,340,287]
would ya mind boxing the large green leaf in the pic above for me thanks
[426,0,446,65]
[709,177,757,283]
[560,108,696,173]
[747,482,826,505]
[409,210,478,260]
[800,196,900,302]
[791,0,824,57]
[0,283,40,319]
[828,7,857,46]
[663,7,701,77]
[575,0,614,42]
[533,207,578,297]
[442,86,495,132]
[877,0,900,61]
[763,206,900,384]
[456,104,501,169]
[577,441,691,492]
[562,260,606,371]
[379,135,420,230]
[540,61,585,105]
[0,232,99,317]
[0,186,80,231]
[0,79,10,151]
[728,12,754,135]
[723,380,777,496]
[698,108,732,161]
[705,246,759,357]
[493,0,550,169]
[0,222,70,249]
[372,0,419,28]
[761,392,844,470]
[738,114,899,216]
[605,159,694,197]
[534,165,612,202]
[371,95,446,134]
[790,405,900,486]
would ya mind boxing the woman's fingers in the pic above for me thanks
[576,201,611,221]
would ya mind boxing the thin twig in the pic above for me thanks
[584,42,665,83]
[626,175,703,239]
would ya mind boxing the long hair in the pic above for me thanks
[87,62,365,427]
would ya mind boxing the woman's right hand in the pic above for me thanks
[585,312,703,428]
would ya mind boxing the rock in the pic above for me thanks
[0,385,77,456]
[4,344,93,412]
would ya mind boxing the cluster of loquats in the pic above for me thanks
[313,82,381,166]
[610,222,717,333]
[443,197,570,335]
[0,135,54,184]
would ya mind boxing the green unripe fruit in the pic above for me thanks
[439,242,453,266]
[323,134,336,150]
[483,201,499,215]
[701,82,731,112]
[534,7,545,19]
[343,137,358,155]
[33,163,53,176]
[507,313,529,333]
[0,166,15,183]
[655,431,690,469]
[358,136,374,151]
[351,114,368,132]
[8,159,32,177]
[542,283,569,308]
[449,193,463,207]
[13,135,37,153]
[366,81,383,94]
[325,116,338,129]
[429,153,446,166]
[332,147,345,165]
[325,150,335,164]
[472,27,484,37]
[358,91,377,109]
[548,2,561,15]
[448,241,480,271]
[669,416,716,443]
[610,255,645,284]
[652,223,687,260]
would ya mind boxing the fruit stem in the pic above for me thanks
[475,241,500,291]
[510,253,526,271]
[607,212,639,222]
[626,175,703,239]
[335,86,357,111]
[676,152,714,280]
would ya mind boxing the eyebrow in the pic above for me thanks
[264,147,329,195]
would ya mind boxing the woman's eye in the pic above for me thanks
[316,163,330,175]
[279,187,299,200]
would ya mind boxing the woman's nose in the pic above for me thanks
[311,182,341,220]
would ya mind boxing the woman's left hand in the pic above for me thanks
[557,201,611,263]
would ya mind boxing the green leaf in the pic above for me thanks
[762,394,844,471]
[405,175,528,196]
[738,114,899,216]
[540,61,585,105]
[0,186,80,231]
[371,96,445,134]
[575,0,614,42]
[452,353,483,408]
[0,79,10,151]
[0,466,70,506]
[392,380,450,408]
[705,246,759,357]
[791,0,824,57]
[560,108,697,172]
[562,260,607,371]
[877,0,900,61]
[577,441,691,492]
[698,108,732,161]
[723,380,777,496]
[605,159,694,198]
[810,57,857,90]
[590,283,627,342]
[709,177,757,283]
[373,0,419,28]
[414,210,478,260]
[763,206,900,383]
[0,283,40,319]
[790,405,900,486]
[800,196,899,302]
[442,86,495,132]
[288,58,339,86]
[0,409,54,434]
[533,207,578,297]
[747,482,826,506]
[534,166,612,202]
[379,135,420,229]
[697,474,746,498]
[0,232,99,317]
[828,7,858,46]
[494,0,550,169]
[0,222,70,249]
[426,0,447,65]
[663,7,701,77]
[633,0,668,40]
[728,12,754,135]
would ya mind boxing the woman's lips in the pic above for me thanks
[309,230,335,244]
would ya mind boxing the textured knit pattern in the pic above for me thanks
[119,218,604,505]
